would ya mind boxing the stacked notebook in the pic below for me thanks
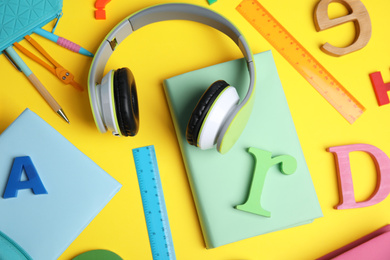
[318,225,390,260]
[0,109,121,260]
[164,51,323,248]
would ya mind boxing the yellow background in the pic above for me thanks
[1,0,389,259]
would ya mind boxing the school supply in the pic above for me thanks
[0,109,121,260]
[369,69,390,106]
[207,0,218,5]
[0,0,82,123]
[4,47,70,123]
[3,156,48,199]
[0,0,63,53]
[235,147,297,217]
[95,0,112,20]
[327,144,390,210]
[314,0,371,57]
[73,249,122,260]
[236,0,365,124]
[0,230,32,260]
[317,225,390,260]
[14,35,84,91]
[88,3,256,154]
[132,146,176,260]
[0,0,91,57]
[164,51,323,248]
[34,28,94,57]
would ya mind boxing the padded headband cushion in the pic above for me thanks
[114,68,139,136]
[186,80,229,146]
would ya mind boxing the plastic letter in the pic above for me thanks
[327,144,390,209]
[369,71,390,106]
[3,156,47,199]
[235,148,297,217]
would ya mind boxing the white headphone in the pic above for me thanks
[88,3,256,154]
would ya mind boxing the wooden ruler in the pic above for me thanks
[132,145,176,260]
[236,0,365,123]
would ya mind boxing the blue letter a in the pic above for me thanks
[3,156,47,199]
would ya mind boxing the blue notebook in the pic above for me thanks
[163,51,323,248]
[0,109,121,260]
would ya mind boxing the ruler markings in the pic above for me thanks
[132,145,176,260]
[236,0,365,123]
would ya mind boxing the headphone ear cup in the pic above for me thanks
[113,68,139,136]
[98,70,117,134]
[186,80,239,149]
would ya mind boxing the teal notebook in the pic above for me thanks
[0,109,121,260]
[163,51,323,248]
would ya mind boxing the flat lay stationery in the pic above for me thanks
[1,0,389,259]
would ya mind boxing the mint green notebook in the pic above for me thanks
[163,51,323,248]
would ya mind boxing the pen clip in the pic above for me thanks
[3,50,22,72]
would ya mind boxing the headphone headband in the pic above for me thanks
[88,3,256,153]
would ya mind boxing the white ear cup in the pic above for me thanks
[197,86,240,149]
[99,70,121,136]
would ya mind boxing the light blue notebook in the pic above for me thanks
[164,51,323,248]
[0,109,121,260]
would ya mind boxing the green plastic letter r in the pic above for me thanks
[235,147,297,217]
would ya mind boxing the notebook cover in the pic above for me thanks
[0,109,121,260]
[163,51,323,248]
[318,225,390,260]
[0,230,32,260]
[0,0,63,52]
[333,231,390,260]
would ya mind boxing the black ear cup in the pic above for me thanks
[186,80,229,146]
[113,68,139,136]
